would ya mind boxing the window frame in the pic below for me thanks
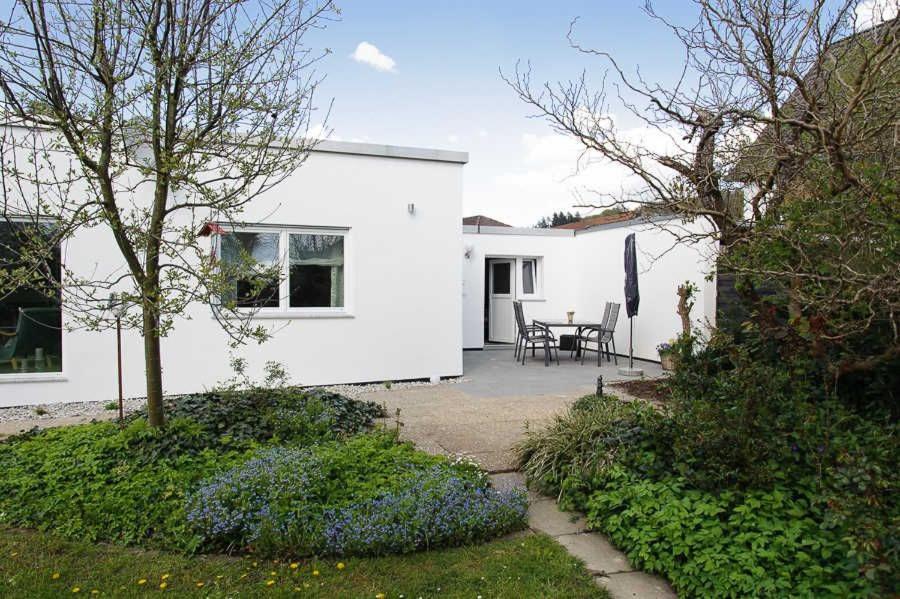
[517,257,542,300]
[0,215,67,382]
[215,224,351,318]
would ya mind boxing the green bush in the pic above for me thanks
[186,433,527,556]
[515,395,664,498]
[517,393,898,597]
[0,388,387,551]
[583,466,875,598]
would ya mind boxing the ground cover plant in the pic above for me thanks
[517,374,898,598]
[0,527,608,599]
[0,386,526,559]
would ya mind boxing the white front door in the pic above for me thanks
[488,259,516,343]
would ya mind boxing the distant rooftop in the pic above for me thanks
[554,211,636,230]
[462,215,511,228]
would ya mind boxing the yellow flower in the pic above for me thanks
[266,580,276,586]
[252,561,258,567]
[159,582,167,590]
[10,552,18,557]
[312,570,319,577]
[91,591,99,595]
[161,574,170,580]
[270,571,277,576]
[290,563,299,570]
[336,562,345,570]
[239,574,248,579]
[71,588,80,594]
[196,582,205,588]
[52,572,61,579]
[137,579,147,585]
[375,593,386,599]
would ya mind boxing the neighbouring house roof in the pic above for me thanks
[553,211,636,230]
[462,215,511,227]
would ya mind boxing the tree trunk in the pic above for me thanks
[142,301,165,427]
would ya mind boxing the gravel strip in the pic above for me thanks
[0,378,460,423]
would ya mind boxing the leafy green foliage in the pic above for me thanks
[583,467,873,598]
[0,388,387,552]
[517,392,898,597]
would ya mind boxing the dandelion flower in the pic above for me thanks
[270,571,277,576]
[52,572,61,580]
[159,582,167,590]
[161,574,170,580]
[375,593,385,599]
[137,579,147,585]
[71,588,80,593]
[312,570,319,576]
[196,582,205,588]
[336,562,345,570]
[266,580,276,586]
[290,563,299,570]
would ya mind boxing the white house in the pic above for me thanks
[1,141,467,407]
[1,137,716,408]
[462,214,718,361]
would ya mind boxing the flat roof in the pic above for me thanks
[312,140,468,164]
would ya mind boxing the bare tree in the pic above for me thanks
[504,1,899,247]
[0,0,338,426]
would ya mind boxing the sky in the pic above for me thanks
[305,0,895,227]
[303,1,698,226]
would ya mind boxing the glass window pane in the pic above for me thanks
[289,234,344,308]
[522,260,535,295]
[0,221,62,374]
[491,262,511,294]
[220,231,280,308]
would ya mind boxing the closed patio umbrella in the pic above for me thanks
[620,233,643,376]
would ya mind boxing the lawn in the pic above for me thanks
[0,527,607,598]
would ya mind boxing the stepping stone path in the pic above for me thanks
[490,472,677,599]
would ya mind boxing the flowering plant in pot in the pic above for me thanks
[657,339,677,370]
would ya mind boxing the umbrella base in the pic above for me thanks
[617,367,644,377]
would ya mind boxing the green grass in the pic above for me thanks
[0,527,608,598]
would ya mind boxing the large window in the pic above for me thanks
[219,226,347,314]
[0,220,62,375]
[220,231,281,308]
[289,234,344,308]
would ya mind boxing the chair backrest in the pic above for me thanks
[600,302,611,328]
[513,300,527,335]
[603,302,621,332]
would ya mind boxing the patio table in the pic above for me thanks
[533,319,608,359]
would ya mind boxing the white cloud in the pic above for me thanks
[855,0,898,30]
[447,134,460,144]
[350,42,396,72]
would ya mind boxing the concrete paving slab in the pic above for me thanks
[556,533,633,575]
[596,571,677,599]
[527,498,588,536]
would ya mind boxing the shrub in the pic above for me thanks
[0,420,237,551]
[128,386,386,454]
[515,395,663,497]
[0,388,385,551]
[582,466,878,598]
[187,433,526,556]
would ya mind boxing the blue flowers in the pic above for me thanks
[185,437,527,556]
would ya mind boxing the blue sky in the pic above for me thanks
[307,1,695,226]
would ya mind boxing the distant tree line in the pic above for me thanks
[534,211,582,228]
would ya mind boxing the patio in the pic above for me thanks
[360,348,664,472]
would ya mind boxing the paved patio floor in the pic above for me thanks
[361,348,663,472]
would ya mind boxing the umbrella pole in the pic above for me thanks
[629,317,634,369]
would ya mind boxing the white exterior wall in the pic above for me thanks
[461,228,575,348]
[463,219,716,361]
[2,143,465,407]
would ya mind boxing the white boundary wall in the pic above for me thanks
[1,141,466,407]
[463,219,717,360]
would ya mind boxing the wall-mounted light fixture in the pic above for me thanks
[407,203,415,215]
[464,245,474,260]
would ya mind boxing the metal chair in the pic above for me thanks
[577,302,620,366]
[514,301,559,366]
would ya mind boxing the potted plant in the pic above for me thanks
[657,339,676,371]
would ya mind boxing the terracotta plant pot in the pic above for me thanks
[660,352,676,371]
